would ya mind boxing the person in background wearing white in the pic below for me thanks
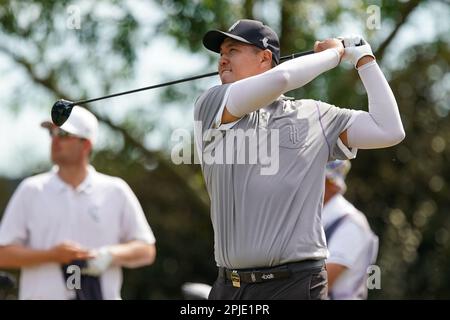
[0,106,156,299]
[323,160,378,299]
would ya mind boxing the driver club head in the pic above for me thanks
[51,99,75,126]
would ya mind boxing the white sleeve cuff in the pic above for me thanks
[213,85,241,130]
[337,138,358,159]
[356,60,377,72]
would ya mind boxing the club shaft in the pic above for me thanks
[73,72,218,105]
[280,50,315,61]
[72,49,315,106]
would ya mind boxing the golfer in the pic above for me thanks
[194,19,404,299]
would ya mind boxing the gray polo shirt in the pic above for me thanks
[194,84,359,269]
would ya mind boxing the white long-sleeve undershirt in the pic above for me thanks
[223,50,405,150]
[226,48,341,117]
[346,61,405,148]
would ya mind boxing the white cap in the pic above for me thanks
[41,106,98,145]
[325,160,351,193]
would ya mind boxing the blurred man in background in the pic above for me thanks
[323,160,378,299]
[0,106,156,299]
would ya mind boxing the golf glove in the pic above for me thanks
[82,247,113,276]
[339,35,375,68]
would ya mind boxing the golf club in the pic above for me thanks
[51,39,362,126]
[51,50,316,126]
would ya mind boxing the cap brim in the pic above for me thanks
[41,120,85,140]
[40,121,57,130]
[203,30,252,53]
[60,122,83,138]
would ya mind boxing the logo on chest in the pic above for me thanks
[288,124,303,145]
[272,117,309,149]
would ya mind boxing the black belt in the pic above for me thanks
[218,259,324,288]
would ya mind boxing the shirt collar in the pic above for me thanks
[50,165,96,194]
[77,166,95,194]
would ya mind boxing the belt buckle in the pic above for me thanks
[231,270,241,288]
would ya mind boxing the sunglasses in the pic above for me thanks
[48,128,84,140]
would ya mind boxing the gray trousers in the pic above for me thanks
[209,261,328,300]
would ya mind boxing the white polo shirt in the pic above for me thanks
[0,166,156,300]
[322,194,378,300]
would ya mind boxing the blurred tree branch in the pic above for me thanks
[374,0,422,60]
[244,0,255,19]
[280,0,297,56]
[0,44,209,211]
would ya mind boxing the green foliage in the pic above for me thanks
[156,0,237,52]
[0,0,449,299]
[0,0,143,105]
